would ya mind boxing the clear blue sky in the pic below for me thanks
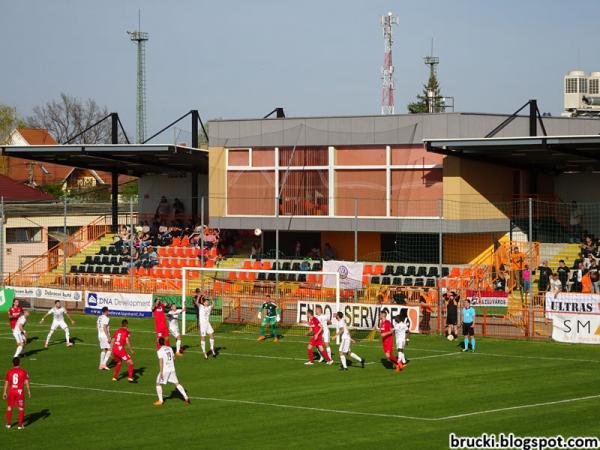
[1,0,599,140]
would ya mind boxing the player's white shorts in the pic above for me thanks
[199,321,214,337]
[98,334,110,349]
[156,370,179,385]
[395,338,406,350]
[322,328,330,344]
[51,320,68,331]
[13,329,25,345]
[169,322,180,339]
[338,336,351,353]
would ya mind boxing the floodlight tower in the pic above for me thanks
[127,12,149,143]
[380,12,399,115]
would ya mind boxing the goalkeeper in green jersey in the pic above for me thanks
[257,295,281,342]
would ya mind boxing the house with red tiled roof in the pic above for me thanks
[0,174,55,202]
[6,128,134,189]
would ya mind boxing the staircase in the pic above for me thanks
[544,243,580,269]
[50,234,117,273]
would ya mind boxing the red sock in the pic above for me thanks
[307,349,314,362]
[323,350,332,362]
[388,355,399,364]
[6,409,11,426]
[127,363,134,379]
[18,410,24,427]
[113,362,122,379]
[164,337,170,347]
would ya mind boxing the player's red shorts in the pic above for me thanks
[156,328,169,340]
[7,389,24,409]
[112,347,131,362]
[382,339,393,354]
[310,337,324,347]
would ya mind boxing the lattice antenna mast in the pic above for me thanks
[424,39,440,113]
[380,12,399,115]
[127,11,149,143]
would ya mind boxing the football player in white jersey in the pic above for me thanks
[167,303,185,356]
[393,310,410,372]
[334,311,365,371]
[13,311,29,358]
[154,337,190,406]
[97,307,111,370]
[40,300,75,348]
[315,305,332,362]
[197,296,215,359]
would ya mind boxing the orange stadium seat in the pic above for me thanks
[261,261,271,270]
[449,267,461,278]
[158,247,168,257]
[205,260,215,268]
[175,247,185,258]
[462,268,473,277]
[228,271,237,280]
[363,265,373,275]
[373,264,384,275]
[243,260,252,270]
[248,272,257,281]
[172,237,182,247]
[167,247,176,257]
[181,236,190,246]
[184,247,195,258]
[307,274,317,283]
[238,272,248,281]
[362,275,369,286]
[251,260,261,270]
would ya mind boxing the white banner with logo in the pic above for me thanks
[552,312,600,344]
[296,301,420,333]
[545,292,600,319]
[322,260,364,289]
[466,290,508,308]
[7,286,83,302]
[84,291,153,318]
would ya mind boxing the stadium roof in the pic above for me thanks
[0,144,208,177]
[424,135,600,173]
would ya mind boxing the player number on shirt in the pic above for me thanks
[12,374,18,386]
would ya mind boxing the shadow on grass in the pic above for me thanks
[23,409,51,427]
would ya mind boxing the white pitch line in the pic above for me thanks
[30,381,600,422]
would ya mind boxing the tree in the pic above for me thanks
[407,71,444,114]
[0,104,24,144]
[25,93,127,144]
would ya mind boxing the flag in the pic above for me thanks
[322,260,364,289]
[0,288,15,312]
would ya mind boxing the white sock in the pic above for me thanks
[176,340,181,353]
[209,338,215,352]
[46,330,53,345]
[103,350,111,365]
[65,328,70,344]
[14,345,23,358]
[340,354,347,369]
[201,340,206,354]
[100,351,105,366]
[350,352,362,362]
[156,385,163,402]
[398,351,405,364]
[326,347,332,359]
[176,384,188,400]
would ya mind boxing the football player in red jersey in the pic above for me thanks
[304,309,333,366]
[3,357,31,430]
[8,299,23,330]
[377,309,400,369]
[111,320,136,382]
[152,298,170,350]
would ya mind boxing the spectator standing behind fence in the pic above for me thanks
[557,260,570,292]
[494,270,507,292]
[537,260,552,293]
[549,273,562,296]
[572,262,584,292]
[589,261,600,293]
[522,265,531,301]
[419,295,431,334]
[156,196,171,223]
[510,246,524,291]
[294,241,302,258]
[445,292,459,339]
[570,201,582,242]
[250,241,261,260]
[323,243,335,260]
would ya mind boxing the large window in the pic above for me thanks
[279,170,328,216]
[390,169,442,216]
[227,171,275,215]
[279,147,328,166]
[7,227,42,243]
[335,170,386,216]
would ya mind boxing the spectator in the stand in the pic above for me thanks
[310,247,321,259]
[557,260,570,292]
[549,273,562,296]
[589,261,600,293]
[537,260,552,293]
[494,270,507,292]
[582,269,593,294]
[120,246,131,268]
[294,241,302,258]
[510,246,524,290]
[323,242,335,260]
[250,241,261,260]
[173,198,185,221]
[570,201,582,242]
[138,246,159,269]
[522,265,531,302]
[419,295,432,333]
[581,235,596,259]
[156,196,171,222]
[571,261,584,292]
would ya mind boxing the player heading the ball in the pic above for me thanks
[194,295,216,359]
[167,303,186,356]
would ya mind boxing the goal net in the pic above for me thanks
[180,267,341,336]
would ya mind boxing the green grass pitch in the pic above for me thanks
[1,312,599,449]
